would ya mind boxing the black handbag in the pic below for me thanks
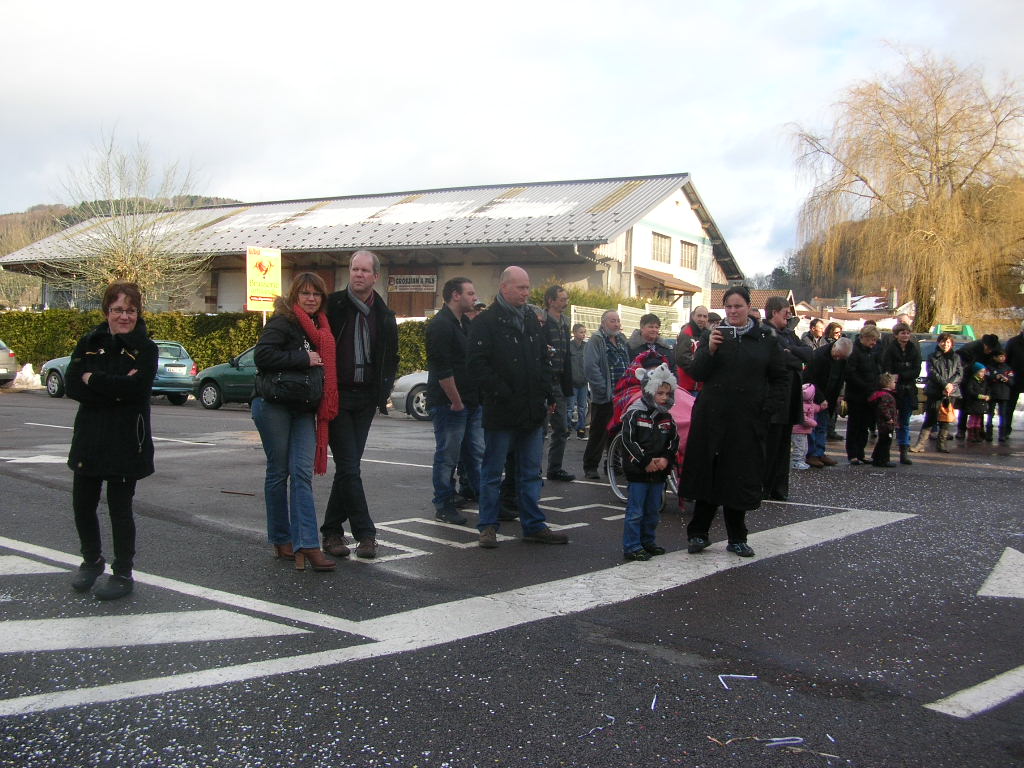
[257,367,324,410]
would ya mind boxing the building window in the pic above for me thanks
[680,240,697,270]
[652,232,671,263]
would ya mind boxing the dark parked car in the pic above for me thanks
[192,346,257,409]
[41,341,197,404]
[0,340,19,387]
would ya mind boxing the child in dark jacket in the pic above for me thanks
[869,373,899,467]
[962,362,991,443]
[620,364,679,561]
[986,351,1014,442]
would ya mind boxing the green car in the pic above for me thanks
[192,346,258,409]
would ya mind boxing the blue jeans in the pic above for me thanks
[808,408,828,458]
[569,385,589,430]
[251,397,319,550]
[478,426,547,535]
[895,391,916,447]
[430,404,483,509]
[624,480,663,553]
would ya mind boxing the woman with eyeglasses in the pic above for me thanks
[66,282,158,600]
[252,273,339,571]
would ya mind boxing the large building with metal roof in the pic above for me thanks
[0,172,744,316]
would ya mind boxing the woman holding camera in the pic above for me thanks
[252,273,339,571]
[679,286,787,558]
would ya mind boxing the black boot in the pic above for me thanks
[937,425,950,453]
[899,446,912,465]
[70,557,105,592]
[94,574,133,601]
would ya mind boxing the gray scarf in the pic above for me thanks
[347,286,373,383]
[496,291,526,332]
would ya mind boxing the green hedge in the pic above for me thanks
[0,309,429,377]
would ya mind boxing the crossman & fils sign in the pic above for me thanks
[387,274,437,292]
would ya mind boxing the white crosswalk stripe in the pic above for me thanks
[0,556,65,576]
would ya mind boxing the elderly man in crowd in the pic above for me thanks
[469,266,568,548]
[321,250,399,560]
[542,285,576,482]
[582,309,630,480]
[425,277,482,525]
[803,336,853,466]
[675,305,709,396]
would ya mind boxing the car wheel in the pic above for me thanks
[166,392,188,406]
[45,370,65,398]
[199,381,223,410]
[407,385,429,421]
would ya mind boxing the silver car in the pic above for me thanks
[390,370,429,420]
[0,340,19,387]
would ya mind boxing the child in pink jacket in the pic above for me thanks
[792,383,826,470]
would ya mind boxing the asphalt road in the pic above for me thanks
[0,388,1021,768]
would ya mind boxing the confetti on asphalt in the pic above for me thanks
[718,674,758,689]
[650,694,658,711]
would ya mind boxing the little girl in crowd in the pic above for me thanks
[792,383,825,470]
[869,373,899,467]
[962,362,991,443]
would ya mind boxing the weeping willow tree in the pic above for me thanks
[29,134,211,307]
[794,50,1024,330]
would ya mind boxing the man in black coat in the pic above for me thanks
[844,326,883,463]
[955,333,1000,439]
[542,285,576,482]
[426,277,482,525]
[803,336,852,466]
[321,250,399,560]
[762,297,813,500]
[1005,321,1024,434]
[469,266,568,549]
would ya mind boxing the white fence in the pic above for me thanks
[571,303,678,335]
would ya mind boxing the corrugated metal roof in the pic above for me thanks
[1,173,742,279]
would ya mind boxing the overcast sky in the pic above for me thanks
[2,0,1020,276]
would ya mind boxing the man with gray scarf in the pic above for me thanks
[321,250,399,559]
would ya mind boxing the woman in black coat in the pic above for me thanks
[881,322,922,464]
[679,286,787,558]
[911,333,962,453]
[66,282,158,601]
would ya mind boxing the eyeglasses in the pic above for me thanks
[298,291,323,298]
[109,307,138,316]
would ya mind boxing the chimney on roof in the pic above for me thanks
[845,288,852,308]
[890,287,898,310]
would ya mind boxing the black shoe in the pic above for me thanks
[94,574,134,601]
[955,431,966,441]
[546,469,576,482]
[71,557,105,592]
[687,536,710,554]
[623,549,651,561]
[577,430,587,440]
[583,470,601,480]
[435,507,468,525]
[726,542,755,557]
[498,500,519,521]
[827,431,842,441]
[871,460,897,468]
[642,543,666,556]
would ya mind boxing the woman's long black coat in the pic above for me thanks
[66,320,158,479]
[679,324,788,511]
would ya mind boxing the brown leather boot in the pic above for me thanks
[294,548,336,571]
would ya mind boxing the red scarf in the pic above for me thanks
[294,305,338,474]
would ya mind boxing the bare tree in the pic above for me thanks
[794,50,1024,329]
[29,134,211,306]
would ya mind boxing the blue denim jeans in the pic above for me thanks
[623,480,663,554]
[251,397,320,550]
[430,404,483,509]
[569,384,589,430]
[808,408,828,458]
[478,426,547,535]
[895,391,916,447]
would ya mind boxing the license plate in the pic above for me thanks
[165,365,186,374]
[0,368,8,373]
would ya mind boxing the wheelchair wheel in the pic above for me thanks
[607,433,628,502]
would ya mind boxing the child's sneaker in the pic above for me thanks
[791,461,811,470]
[623,549,651,561]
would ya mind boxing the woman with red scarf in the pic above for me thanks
[252,273,339,571]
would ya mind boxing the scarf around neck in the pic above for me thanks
[496,291,527,332]
[347,285,373,383]
[294,306,338,475]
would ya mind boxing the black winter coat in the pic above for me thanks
[924,350,963,399]
[962,376,990,416]
[1005,333,1024,393]
[987,363,1014,401]
[882,340,922,400]
[66,320,158,479]
[764,322,812,425]
[844,339,882,403]
[325,289,399,413]
[803,342,846,409]
[620,401,678,483]
[468,301,554,431]
[679,323,788,511]
[425,305,477,408]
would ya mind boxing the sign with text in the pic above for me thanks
[245,246,282,311]
[387,274,437,293]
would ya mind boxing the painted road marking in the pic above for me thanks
[0,454,68,464]
[0,556,65,576]
[924,665,1024,719]
[375,518,513,549]
[23,423,215,446]
[0,610,307,653]
[0,508,913,716]
[977,547,1024,599]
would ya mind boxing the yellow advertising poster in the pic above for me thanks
[246,246,282,312]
